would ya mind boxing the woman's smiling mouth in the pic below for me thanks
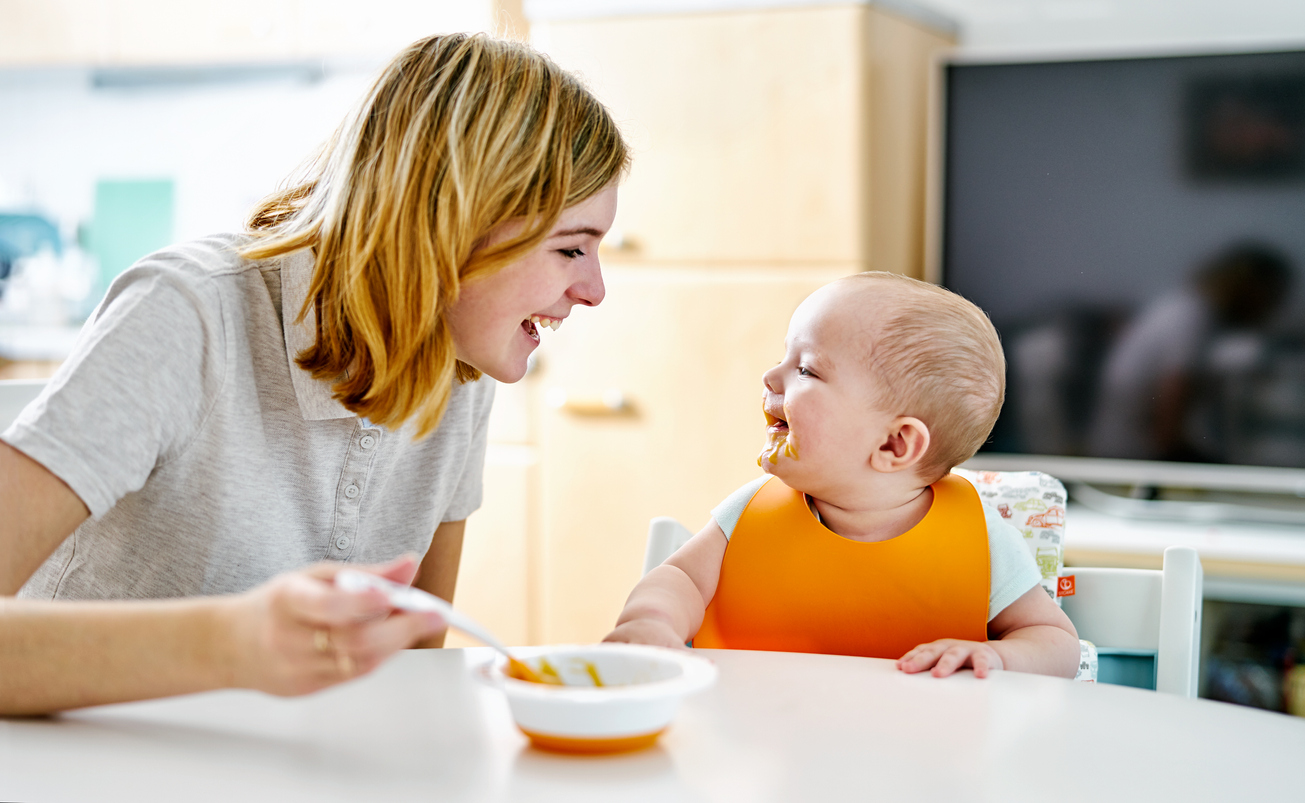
[522,314,564,342]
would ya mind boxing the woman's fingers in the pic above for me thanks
[272,570,392,626]
[301,554,420,588]
[283,555,429,628]
[226,559,447,697]
[326,611,446,676]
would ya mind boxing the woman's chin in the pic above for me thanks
[466,355,528,384]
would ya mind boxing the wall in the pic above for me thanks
[932,0,1305,53]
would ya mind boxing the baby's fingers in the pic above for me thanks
[897,641,948,674]
[930,645,973,677]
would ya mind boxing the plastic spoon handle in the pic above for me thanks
[334,569,511,655]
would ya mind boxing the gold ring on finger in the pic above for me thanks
[336,649,355,678]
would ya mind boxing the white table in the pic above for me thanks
[3,648,1302,802]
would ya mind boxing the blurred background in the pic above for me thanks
[4,0,1305,714]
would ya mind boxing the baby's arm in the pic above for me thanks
[897,585,1080,678]
[602,519,728,649]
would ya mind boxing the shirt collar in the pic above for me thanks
[281,248,357,421]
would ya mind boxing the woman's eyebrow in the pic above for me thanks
[548,226,605,239]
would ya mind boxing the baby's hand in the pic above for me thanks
[602,618,687,650]
[897,639,1004,678]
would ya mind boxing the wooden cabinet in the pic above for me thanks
[533,3,953,274]
[514,2,955,644]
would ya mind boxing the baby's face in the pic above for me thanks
[759,282,897,495]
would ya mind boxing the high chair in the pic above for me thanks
[642,469,1203,695]
[0,378,46,431]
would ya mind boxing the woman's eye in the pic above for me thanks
[559,248,585,259]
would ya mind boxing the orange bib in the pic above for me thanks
[694,474,990,658]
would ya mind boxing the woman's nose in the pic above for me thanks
[568,258,606,307]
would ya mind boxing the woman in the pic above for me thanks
[0,33,628,715]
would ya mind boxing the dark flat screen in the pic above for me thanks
[943,50,1305,469]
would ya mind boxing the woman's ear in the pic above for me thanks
[869,416,930,473]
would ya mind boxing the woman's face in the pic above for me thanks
[448,186,618,383]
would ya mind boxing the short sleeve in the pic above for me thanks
[1,260,225,518]
[986,504,1043,621]
[440,378,496,523]
[710,476,770,540]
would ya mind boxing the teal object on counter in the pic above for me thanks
[1097,649,1158,690]
[89,179,174,289]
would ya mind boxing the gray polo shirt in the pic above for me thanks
[6,233,495,601]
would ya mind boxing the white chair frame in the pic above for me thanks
[1061,546,1203,697]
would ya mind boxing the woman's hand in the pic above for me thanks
[218,555,446,697]
[897,639,1005,678]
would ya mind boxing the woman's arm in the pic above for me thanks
[409,519,466,648]
[0,442,444,715]
[0,557,445,715]
[603,520,728,649]
[0,441,90,594]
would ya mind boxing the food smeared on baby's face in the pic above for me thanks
[757,406,799,467]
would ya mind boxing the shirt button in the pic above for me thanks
[344,484,360,499]
[336,536,351,550]
[360,435,376,450]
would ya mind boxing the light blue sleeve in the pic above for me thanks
[986,504,1043,622]
[711,476,771,541]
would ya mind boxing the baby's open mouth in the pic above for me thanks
[764,411,788,432]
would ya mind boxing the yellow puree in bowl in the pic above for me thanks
[506,657,605,687]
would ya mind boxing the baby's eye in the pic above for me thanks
[797,366,815,377]
[559,248,585,259]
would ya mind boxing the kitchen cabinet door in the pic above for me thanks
[445,443,537,648]
[533,5,953,273]
[535,6,866,266]
[534,266,847,644]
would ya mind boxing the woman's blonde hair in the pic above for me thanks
[243,33,629,437]
[846,272,1006,482]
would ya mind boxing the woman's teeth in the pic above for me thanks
[530,315,562,332]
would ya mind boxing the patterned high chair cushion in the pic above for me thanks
[951,468,1096,682]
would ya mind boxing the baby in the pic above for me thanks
[604,272,1079,678]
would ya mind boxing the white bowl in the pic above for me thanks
[478,643,718,753]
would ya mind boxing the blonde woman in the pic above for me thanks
[0,33,628,715]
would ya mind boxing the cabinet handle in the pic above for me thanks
[545,387,631,416]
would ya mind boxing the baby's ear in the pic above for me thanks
[870,416,930,473]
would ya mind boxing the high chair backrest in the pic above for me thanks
[951,468,1067,604]
[643,517,695,576]
[1060,546,1203,697]
[0,379,46,431]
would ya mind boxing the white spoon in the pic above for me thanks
[334,569,560,684]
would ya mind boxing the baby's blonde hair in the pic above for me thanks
[243,33,629,437]
[846,272,1005,481]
